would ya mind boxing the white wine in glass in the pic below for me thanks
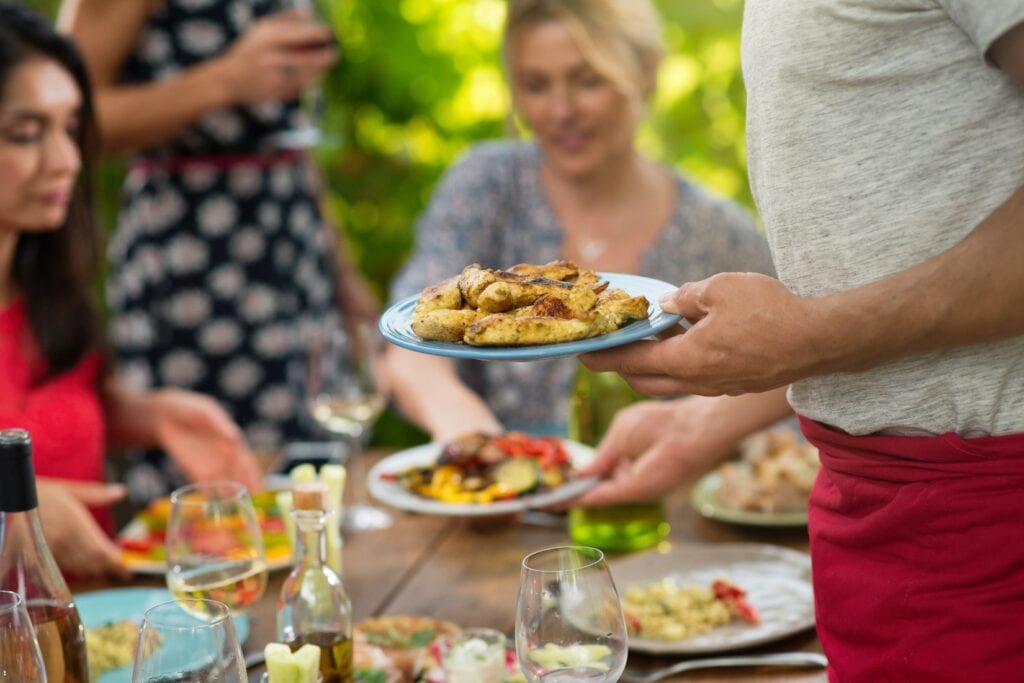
[306,322,391,531]
[516,546,628,683]
[165,482,268,619]
[132,599,245,683]
[308,395,387,440]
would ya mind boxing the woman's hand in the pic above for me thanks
[150,389,263,492]
[36,479,130,581]
[211,9,338,105]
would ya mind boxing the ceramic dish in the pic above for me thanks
[378,272,682,361]
[368,439,596,516]
[117,489,292,575]
[609,543,814,655]
[74,587,250,683]
[690,471,809,527]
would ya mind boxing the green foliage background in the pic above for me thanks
[25,0,749,444]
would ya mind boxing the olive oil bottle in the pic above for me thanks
[278,483,353,683]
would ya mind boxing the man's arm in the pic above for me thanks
[584,25,1024,397]
[990,21,1024,87]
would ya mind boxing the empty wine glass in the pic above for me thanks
[132,599,245,683]
[516,546,628,683]
[0,591,46,683]
[165,482,268,619]
[306,321,391,531]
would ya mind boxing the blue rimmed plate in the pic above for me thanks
[74,587,250,683]
[378,272,682,361]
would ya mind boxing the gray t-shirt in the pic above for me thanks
[742,0,1024,437]
[390,141,774,433]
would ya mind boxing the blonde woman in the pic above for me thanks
[387,0,773,441]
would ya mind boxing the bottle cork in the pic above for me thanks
[292,482,328,511]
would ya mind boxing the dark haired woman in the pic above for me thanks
[0,4,261,578]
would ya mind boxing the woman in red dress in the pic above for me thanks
[0,5,261,579]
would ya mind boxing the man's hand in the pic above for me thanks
[37,479,130,581]
[582,273,828,396]
[151,389,263,492]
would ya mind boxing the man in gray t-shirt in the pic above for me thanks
[577,3,1024,679]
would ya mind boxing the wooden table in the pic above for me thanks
[73,451,826,683]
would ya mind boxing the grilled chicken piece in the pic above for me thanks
[592,293,650,329]
[512,294,574,319]
[508,284,599,319]
[458,265,499,308]
[414,275,462,313]
[464,313,596,346]
[476,277,580,313]
[411,308,482,342]
[507,260,580,282]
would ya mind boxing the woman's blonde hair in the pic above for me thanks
[502,0,665,108]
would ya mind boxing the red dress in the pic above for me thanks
[0,298,111,532]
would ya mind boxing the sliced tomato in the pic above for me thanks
[118,538,156,554]
[713,579,761,624]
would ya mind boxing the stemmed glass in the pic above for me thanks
[306,321,392,531]
[132,599,245,683]
[272,0,334,150]
[0,591,47,682]
[515,546,628,683]
[165,482,268,620]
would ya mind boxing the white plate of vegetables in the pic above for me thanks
[367,433,596,517]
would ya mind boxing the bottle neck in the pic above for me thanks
[0,508,72,603]
[293,509,329,571]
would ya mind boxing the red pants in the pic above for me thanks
[799,416,1024,683]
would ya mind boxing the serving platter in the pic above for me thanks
[609,543,814,655]
[379,272,682,361]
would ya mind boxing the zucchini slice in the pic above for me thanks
[492,458,540,495]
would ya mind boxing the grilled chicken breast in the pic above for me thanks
[410,260,650,346]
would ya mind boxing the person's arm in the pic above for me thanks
[304,165,380,325]
[384,144,513,439]
[988,21,1024,87]
[572,388,791,506]
[58,0,336,153]
[386,346,502,442]
[585,170,1024,397]
[584,26,1024,398]
[103,379,262,491]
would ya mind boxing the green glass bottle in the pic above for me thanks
[567,365,670,552]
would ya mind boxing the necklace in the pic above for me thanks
[575,234,609,263]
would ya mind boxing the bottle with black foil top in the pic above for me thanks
[0,428,89,682]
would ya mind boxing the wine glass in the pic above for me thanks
[0,591,47,683]
[132,599,245,683]
[165,482,268,619]
[306,321,391,531]
[271,0,334,150]
[515,546,628,683]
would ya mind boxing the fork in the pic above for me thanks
[618,651,828,683]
